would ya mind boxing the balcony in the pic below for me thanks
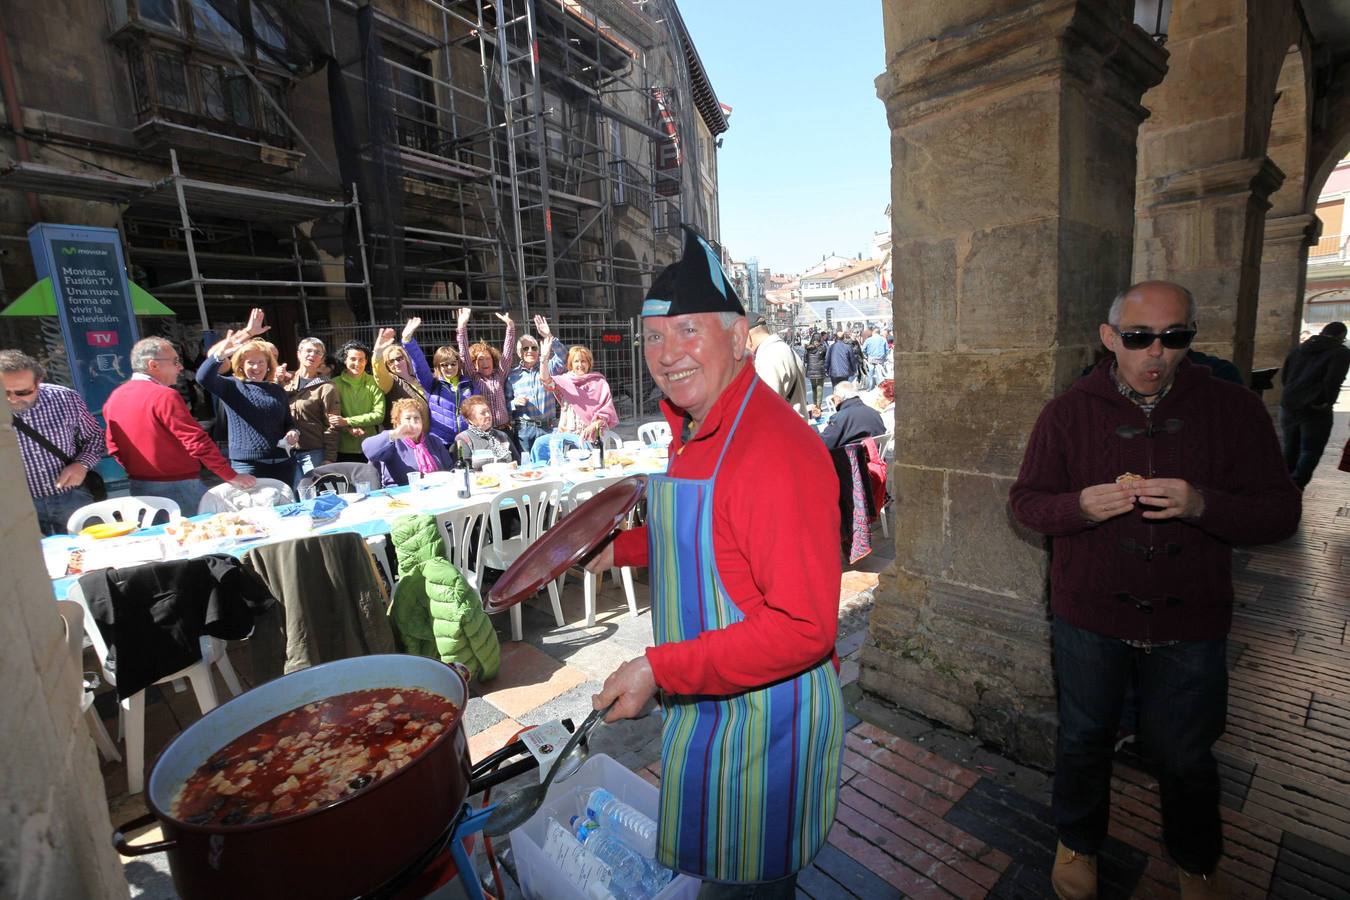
[1310,232,1348,264]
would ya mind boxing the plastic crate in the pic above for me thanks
[509,753,698,900]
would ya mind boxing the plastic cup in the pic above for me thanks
[356,480,372,495]
[407,471,423,489]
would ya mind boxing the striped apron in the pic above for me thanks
[649,378,844,884]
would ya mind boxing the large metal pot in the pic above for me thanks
[114,654,472,899]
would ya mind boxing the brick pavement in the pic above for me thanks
[106,424,1350,899]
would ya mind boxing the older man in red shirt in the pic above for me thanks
[589,227,843,899]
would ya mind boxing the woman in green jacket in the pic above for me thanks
[329,339,386,461]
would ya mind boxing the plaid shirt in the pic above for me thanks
[506,342,566,426]
[13,383,104,498]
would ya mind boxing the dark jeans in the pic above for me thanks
[32,486,95,535]
[1051,617,1227,874]
[808,377,826,407]
[514,420,553,461]
[1281,406,1334,488]
[232,457,297,486]
[698,873,797,899]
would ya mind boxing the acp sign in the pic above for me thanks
[28,224,140,413]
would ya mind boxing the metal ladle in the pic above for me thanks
[482,700,616,837]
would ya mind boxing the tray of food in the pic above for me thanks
[165,514,268,548]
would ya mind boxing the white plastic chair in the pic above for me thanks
[67,496,181,533]
[637,421,671,447]
[555,476,638,626]
[435,500,491,591]
[198,478,294,513]
[481,481,564,642]
[55,600,121,763]
[65,581,240,795]
[601,432,623,451]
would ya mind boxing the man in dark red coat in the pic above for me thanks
[1010,281,1300,900]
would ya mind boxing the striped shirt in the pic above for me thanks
[13,383,104,498]
[458,320,516,428]
[506,341,565,426]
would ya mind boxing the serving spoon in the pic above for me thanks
[482,700,616,837]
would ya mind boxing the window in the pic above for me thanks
[138,0,178,29]
[189,0,247,54]
[155,52,190,110]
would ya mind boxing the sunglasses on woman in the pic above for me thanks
[1112,326,1196,351]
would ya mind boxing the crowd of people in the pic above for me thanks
[4,306,626,531]
[7,220,1350,900]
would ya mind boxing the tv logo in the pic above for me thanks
[86,331,119,347]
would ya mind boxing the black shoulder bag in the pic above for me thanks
[12,416,107,500]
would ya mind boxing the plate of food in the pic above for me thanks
[474,474,501,489]
[79,522,139,540]
[511,470,544,482]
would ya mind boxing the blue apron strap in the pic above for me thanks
[711,378,756,478]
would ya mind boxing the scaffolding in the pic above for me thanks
[0,0,727,347]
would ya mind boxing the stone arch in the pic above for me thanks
[1132,0,1304,374]
[1254,42,1318,373]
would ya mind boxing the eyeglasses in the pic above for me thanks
[5,387,36,398]
[152,355,182,365]
[1112,327,1196,351]
[520,344,539,352]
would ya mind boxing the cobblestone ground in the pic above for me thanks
[107,414,1350,898]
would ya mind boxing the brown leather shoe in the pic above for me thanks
[1052,840,1098,900]
[1178,868,1223,899]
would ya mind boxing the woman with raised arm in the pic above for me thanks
[371,324,428,430]
[455,306,516,431]
[540,340,618,444]
[401,315,476,446]
[196,308,299,485]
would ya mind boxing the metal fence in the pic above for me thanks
[305,310,649,421]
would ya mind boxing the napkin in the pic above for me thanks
[278,494,348,522]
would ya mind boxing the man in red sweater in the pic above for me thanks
[589,227,843,898]
[104,337,255,515]
[1010,282,1300,900]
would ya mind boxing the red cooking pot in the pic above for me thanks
[113,654,472,899]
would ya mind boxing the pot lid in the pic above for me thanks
[484,476,646,613]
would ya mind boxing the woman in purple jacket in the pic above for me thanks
[400,316,476,446]
[361,398,454,487]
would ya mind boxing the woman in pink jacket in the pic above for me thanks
[540,340,618,443]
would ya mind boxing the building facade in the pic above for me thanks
[0,0,727,366]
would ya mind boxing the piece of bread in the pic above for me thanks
[1115,472,1144,484]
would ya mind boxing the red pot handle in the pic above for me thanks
[112,812,177,856]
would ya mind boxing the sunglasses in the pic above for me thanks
[1112,327,1196,351]
[5,387,36,398]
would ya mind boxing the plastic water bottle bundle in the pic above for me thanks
[570,816,673,900]
[584,788,658,858]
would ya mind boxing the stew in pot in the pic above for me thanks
[171,687,457,827]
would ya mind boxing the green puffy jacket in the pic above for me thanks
[389,514,500,681]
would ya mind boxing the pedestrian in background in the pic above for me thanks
[1280,321,1350,488]
[2,349,105,534]
[804,332,828,407]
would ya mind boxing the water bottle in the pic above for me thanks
[457,440,471,499]
[570,818,672,899]
[585,788,657,858]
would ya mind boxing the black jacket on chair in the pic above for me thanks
[82,555,276,699]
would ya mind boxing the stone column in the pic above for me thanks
[1254,213,1318,378]
[1133,157,1285,375]
[866,0,1166,766]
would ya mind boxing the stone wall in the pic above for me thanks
[0,410,128,898]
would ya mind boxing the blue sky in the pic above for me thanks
[676,1,891,275]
